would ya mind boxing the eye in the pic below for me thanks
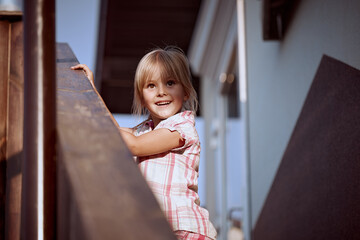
[167,80,176,87]
[147,83,155,89]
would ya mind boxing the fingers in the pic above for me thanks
[70,64,94,83]
[70,64,92,77]
[70,64,87,70]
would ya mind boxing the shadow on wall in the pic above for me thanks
[253,55,360,240]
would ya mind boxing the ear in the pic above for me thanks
[183,93,189,102]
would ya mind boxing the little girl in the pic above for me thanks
[72,46,217,240]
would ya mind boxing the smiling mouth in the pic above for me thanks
[156,101,171,106]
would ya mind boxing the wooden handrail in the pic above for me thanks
[56,43,176,240]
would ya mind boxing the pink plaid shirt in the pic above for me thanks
[134,111,217,239]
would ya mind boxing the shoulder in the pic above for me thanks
[157,111,195,129]
[156,111,199,150]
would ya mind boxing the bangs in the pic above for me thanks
[138,53,180,88]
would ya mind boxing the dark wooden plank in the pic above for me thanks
[253,55,360,239]
[5,20,23,240]
[0,20,9,240]
[0,11,22,22]
[56,43,176,240]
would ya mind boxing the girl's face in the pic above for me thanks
[142,67,188,127]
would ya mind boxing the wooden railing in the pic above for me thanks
[1,11,176,239]
[56,43,176,240]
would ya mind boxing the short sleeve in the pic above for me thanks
[155,111,198,151]
[133,120,153,136]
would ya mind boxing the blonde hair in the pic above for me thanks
[132,46,198,116]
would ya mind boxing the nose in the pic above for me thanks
[157,83,167,96]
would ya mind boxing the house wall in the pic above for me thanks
[189,1,244,239]
[245,0,360,227]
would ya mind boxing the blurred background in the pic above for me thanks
[2,0,360,239]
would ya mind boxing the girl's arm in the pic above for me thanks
[120,127,134,134]
[120,128,185,157]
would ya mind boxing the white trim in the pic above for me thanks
[237,0,248,103]
[217,12,238,78]
[237,1,252,240]
[37,6,44,239]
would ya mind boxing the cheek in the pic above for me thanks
[179,88,188,101]
[142,90,153,104]
[172,91,185,101]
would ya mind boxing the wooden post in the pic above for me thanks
[0,13,10,240]
[5,19,24,240]
[21,0,56,239]
[0,11,23,240]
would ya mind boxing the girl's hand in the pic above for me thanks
[71,64,95,88]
